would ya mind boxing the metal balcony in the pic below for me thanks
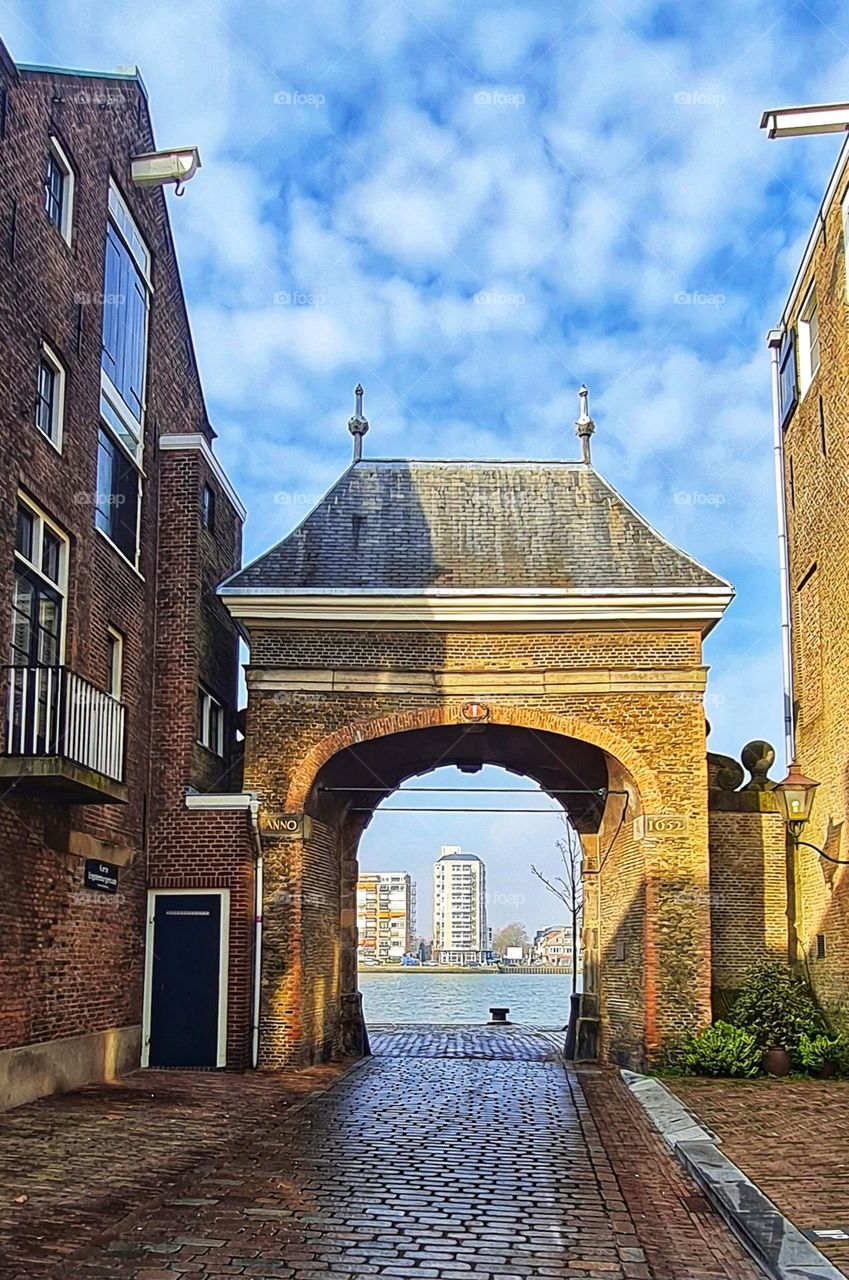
[1,665,127,803]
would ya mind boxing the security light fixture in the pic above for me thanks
[131,147,201,194]
[760,103,849,139]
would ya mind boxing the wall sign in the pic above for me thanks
[461,701,490,722]
[633,815,689,840]
[259,812,308,839]
[84,860,119,893]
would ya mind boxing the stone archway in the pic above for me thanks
[221,451,731,1070]
[248,700,707,1072]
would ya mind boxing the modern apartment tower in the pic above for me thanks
[432,846,489,965]
[356,872,415,963]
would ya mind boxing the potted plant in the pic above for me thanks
[729,960,823,1075]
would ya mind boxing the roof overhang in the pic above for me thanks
[219,585,734,635]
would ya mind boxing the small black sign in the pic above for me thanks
[84,859,119,894]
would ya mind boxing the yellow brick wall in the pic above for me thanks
[781,160,849,1026]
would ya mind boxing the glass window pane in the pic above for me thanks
[36,359,56,438]
[44,153,63,228]
[41,529,61,583]
[15,506,34,560]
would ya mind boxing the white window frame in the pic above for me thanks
[197,686,225,756]
[14,493,69,662]
[100,180,152,464]
[106,626,124,699]
[141,888,230,1069]
[95,423,144,574]
[45,135,75,245]
[35,341,66,452]
[798,283,820,396]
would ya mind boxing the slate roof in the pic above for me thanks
[221,460,728,593]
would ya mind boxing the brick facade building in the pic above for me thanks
[0,41,252,1107]
[770,138,849,1030]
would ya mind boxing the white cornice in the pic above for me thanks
[159,433,247,521]
[247,666,709,696]
[221,587,733,635]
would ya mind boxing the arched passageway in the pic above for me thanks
[253,708,687,1070]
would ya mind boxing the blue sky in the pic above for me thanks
[7,0,849,934]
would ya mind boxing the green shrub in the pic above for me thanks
[678,1021,761,1078]
[729,961,823,1053]
[798,1030,849,1075]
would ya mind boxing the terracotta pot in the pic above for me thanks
[818,1061,836,1079]
[762,1046,791,1076]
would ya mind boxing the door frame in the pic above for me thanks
[141,887,230,1068]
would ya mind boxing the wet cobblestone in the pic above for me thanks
[1,1030,760,1280]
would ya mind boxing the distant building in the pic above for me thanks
[356,873,415,962]
[533,927,576,968]
[432,846,490,965]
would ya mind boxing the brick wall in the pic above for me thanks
[0,49,246,1079]
[780,151,849,1027]
[707,803,787,1000]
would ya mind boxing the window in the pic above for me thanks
[43,137,74,244]
[815,933,826,960]
[201,482,216,532]
[11,495,68,668]
[34,343,65,449]
[106,627,123,699]
[100,181,150,457]
[96,426,140,565]
[778,329,797,429]
[798,285,820,396]
[197,687,224,756]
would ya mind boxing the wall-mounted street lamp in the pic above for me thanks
[774,763,849,865]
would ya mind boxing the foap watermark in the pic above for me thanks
[474,290,526,307]
[487,891,527,909]
[273,290,326,306]
[73,490,125,507]
[473,89,526,107]
[673,290,726,307]
[273,90,326,108]
[673,490,725,508]
[73,290,125,307]
[675,691,726,708]
[273,490,323,507]
[673,90,726,107]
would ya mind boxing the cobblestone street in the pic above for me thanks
[0,1029,761,1280]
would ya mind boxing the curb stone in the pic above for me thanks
[621,1069,846,1280]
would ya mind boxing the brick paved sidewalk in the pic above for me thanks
[0,1063,346,1278]
[0,1030,762,1280]
[672,1076,849,1273]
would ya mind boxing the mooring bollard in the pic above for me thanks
[489,1006,510,1024]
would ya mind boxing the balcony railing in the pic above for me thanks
[4,664,126,784]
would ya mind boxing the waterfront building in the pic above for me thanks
[533,926,576,968]
[356,872,415,962]
[432,847,490,965]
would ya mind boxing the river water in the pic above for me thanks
[360,971,580,1026]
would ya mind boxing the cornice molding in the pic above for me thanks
[159,433,247,521]
[221,588,732,634]
[247,665,709,697]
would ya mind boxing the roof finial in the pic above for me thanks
[575,383,595,465]
[348,382,369,461]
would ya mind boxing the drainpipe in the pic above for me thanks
[248,797,263,1069]
[768,328,795,766]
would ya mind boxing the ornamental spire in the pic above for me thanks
[348,382,369,461]
[574,384,595,465]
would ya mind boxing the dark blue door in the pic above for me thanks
[149,894,222,1067]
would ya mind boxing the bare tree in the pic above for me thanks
[531,820,583,994]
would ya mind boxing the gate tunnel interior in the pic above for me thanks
[307,723,611,833]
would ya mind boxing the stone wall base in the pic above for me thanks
[0,1024,141,1112]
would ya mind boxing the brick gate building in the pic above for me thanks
[219,402,788,1070]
